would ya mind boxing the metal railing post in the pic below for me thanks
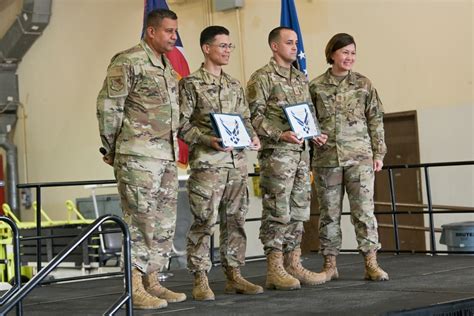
[35,185,42,271]
[210,234,215,265]
[387,168,401,254]
[424,166,437,255]
[104,216,132,315]
[0,216,23,315]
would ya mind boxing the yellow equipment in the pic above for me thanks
[0,201,93,283]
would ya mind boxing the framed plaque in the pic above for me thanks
[210,113,251,148]
[283,103,321,139]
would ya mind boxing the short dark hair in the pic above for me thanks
[268,26,294,46]
[325,33,356,64]
[145,9,177,28]
[200,25,230,47]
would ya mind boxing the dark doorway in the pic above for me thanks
[375,111,426,251]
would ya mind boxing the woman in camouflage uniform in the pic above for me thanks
[309,33,389,282]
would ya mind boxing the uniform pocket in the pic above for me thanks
[357,166,375,196]
[262,189,289,219]
[195,86,218,111]
[348,89,369,119]
[316,93,335,119]
[316,169,342,189]
[261,176,289,219]
[187,177,213,200]
[118,182,153,215]
[134,69,170,107]
[115,158,154,189]
[187,176,215,221]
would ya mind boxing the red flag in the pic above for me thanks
[143,0,190,168]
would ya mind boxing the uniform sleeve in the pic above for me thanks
[309,82,320,120]
[304,84,318,130]
[96,57,133,161]
[365,86,387,161]
[178,79,213,147]
[237,86,256,139]
[246,73,283,141]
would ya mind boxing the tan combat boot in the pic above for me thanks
[322,255,339,282]
[143,271,187,303]
[364,251,389,281]
[224,267,264,295]
[192,271,215,301]
[266,251,300,290]
[284,248,326,286]
[131,269,168,310]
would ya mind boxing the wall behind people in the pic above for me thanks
[2,0,471,252]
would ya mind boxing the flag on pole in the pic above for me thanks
[280,0,307,76]
[142,0,190,168]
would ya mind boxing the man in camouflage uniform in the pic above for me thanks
[96,9,186,310]
[309,33,389,282]
[246,27,326,290]
[179,26,263,301]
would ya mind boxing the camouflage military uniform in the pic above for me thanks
[97,40,179,273]
[309,69,387,255]
[179,66,256,272]
[246,58,316,255]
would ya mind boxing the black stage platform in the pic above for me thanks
[15,253,474,315]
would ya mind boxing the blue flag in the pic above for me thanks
[280,0,307,76]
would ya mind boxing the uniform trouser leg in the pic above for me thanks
[186,167,248,272]
[344,165,381,253]
[314,167,344,256]
[218,167,249,268]
[115,155,178,274]
[259,149,311,254]
[314,165,381,255]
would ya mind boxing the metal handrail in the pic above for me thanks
[16,180,116,271]
[10,160,474,268]
[0,216,22,316]
[374,201,473,211]
[314,209,474,216]
[16,179,117,188]
[0,215,132,316]
[381,160,474,169]
[210,160,474,264]
[383,160,473,255]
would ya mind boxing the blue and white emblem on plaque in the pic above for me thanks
[210,113,251,148]
[283,103,321,139]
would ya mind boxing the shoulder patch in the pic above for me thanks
[107,66,128,98]
[247,82,260,100]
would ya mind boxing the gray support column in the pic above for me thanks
[0,0,53,214]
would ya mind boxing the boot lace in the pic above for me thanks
[136,285,158,299]
[323,257,335,271]
[196,273,210,290]
[275,262,290,276]
[366,256,381,271]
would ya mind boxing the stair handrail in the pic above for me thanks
[0,216,22,316]
[0,215,133,316]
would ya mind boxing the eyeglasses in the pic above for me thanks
[210,43,236,51]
